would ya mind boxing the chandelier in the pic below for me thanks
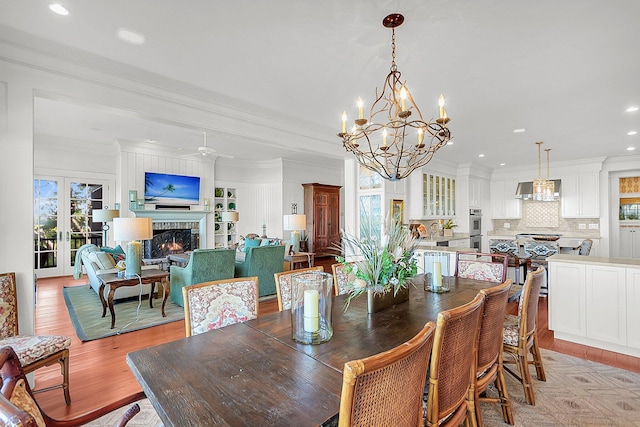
[533,141,555,201]
[338,13,452,181]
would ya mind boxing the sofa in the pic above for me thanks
[169,248,236,307]
[77,244,158,300]
[234,244,286,297]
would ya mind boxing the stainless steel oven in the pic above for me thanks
[469,209,482,250]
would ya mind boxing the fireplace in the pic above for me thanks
[142,221,200,259]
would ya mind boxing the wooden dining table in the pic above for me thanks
[126,276,521,426]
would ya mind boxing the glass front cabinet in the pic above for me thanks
[422,173,456,218]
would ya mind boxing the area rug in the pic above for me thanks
[84,350,640,427]
[63,285,184,342]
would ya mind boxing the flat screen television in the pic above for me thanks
[144,172,200,206]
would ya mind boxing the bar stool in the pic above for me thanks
[489,239,527,285]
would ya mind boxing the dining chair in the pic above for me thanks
[489,239,527,285]
[0,346,145,427]
[338,321,435,427]
[468,279,514,426]
[502,266,546,405]
[425,292,485,427]
[182,276,259,337]
[578,239,593,256]
[331,262,355,296]
[0,272,72,404]
[274,266,324,311]
[455,251,508,283]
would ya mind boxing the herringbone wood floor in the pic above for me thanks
[31,257,640,420]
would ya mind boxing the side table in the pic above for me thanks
[284,252,315,270]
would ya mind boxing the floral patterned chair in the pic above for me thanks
[455,252,508,283]
[182,277,259,337]
[0,272,72,404]
[0,346,145,426]
[274,267,324,311]
[330,262,355,296]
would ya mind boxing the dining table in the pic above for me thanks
[126,276,522,426]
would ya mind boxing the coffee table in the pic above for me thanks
[97,270,170,329]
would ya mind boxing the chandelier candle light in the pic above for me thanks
[338,13,452,181]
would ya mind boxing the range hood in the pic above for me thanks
[515,179,561,200]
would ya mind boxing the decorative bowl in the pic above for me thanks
[532,235,560,241]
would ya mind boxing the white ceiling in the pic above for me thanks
[1,0,639,170]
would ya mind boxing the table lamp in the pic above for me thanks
[93,207,120,245]
[113,217,153,278]
[283,214,306,253]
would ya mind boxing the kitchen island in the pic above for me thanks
[548,254,640,358]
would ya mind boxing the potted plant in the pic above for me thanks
[442,219,457,237]
[335,215,418,312]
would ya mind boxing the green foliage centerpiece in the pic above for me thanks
[336,216,418,311]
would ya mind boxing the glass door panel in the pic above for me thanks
[34,178,63,277]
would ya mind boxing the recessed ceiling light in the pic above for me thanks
[478,154,485,158]
[48,3,69,15]
[628,131,637,136]
[446,141,453,145]
[627,147,636,151]
[145,139,157,143]
[513,128,525,133]
[500,163,505,166]
[626,106,639,112]
[117,28,145,45]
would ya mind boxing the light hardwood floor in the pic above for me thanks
[31,259,640,420]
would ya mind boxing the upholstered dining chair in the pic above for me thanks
[274,266,324,311]
[0,272,71,404]
[338,321,435,427]
[330,262,355,296]
[489,239,527,285]
[468,279,514,426]
[455,252,508,283]
[182,276,259,337]
[578,239,593,256]
[425,292,485,427]
[502,266,546,405]
[0,346,145,427]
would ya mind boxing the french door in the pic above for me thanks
[34,176,111,278]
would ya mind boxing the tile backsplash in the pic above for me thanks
[493,201,600,235]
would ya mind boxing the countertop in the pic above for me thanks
[414,245,477,253]
[487,230,601,239]
[547,254,640,268]
[416,233,470,244]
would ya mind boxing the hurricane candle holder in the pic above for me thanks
[424,251,451,293]
[291,271,333,344]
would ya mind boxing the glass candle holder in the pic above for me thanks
[291,271,333,344]
[424,251,451,293]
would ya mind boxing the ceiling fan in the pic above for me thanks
[181,132,234,158]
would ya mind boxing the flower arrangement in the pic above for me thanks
[335,216,418,309]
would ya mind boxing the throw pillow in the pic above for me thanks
[9,379,46,427]
[100,245,125,262]
[259,239,271,247]
[88,251,116,270]
[243,238,262,252]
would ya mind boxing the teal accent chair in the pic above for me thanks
[170,249,236,307]
[235,245,286,297]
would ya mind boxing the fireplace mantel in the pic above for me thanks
[131,209,210,248]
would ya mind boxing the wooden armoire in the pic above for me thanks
[302,183,341,257]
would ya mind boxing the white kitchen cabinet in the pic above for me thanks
[584,265,626,345]
[469,177,482,208]
[548,262,586,338]
[626,268,640,350]
[548,256,640,357]
[448,238,470,247]
[561,173,599,218]
[490,180,521,219]
[411,173,456,218]
[620,227,640,259]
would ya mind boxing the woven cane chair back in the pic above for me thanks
[338,322,435,427]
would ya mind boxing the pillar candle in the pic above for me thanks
[303,289,320,332]
[433,262,442,289]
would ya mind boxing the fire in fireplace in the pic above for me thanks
[143,229,198,258]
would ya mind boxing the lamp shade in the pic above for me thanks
[221,211,239,222]
[283,214,306,231]
[93,208,120,222]
[113,217,153,241]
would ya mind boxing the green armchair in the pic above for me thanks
[170,248,236,307]
[234,245,286,297]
